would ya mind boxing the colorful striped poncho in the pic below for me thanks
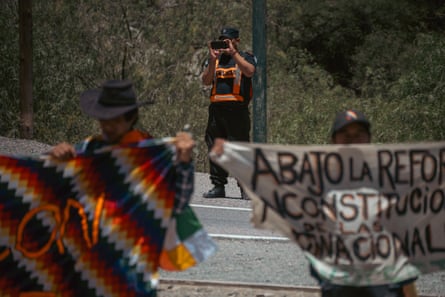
[0,137,216,297]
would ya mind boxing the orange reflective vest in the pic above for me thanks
[210,59,251,103]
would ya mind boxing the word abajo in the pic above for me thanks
[251,147,445,195]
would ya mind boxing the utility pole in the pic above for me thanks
[19,0,33,138]
[252,0,267,143]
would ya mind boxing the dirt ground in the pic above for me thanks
[157,280,320,297]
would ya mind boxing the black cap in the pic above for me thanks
[219,27,239,39]
[331,109,371,137]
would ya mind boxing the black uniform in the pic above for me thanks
[205,51,257,187]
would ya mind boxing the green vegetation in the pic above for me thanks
[1,0,444,171]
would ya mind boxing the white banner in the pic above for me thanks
[211,141,445,286]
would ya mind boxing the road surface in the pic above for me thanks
[160,173,445,297]
[1,137,443,296]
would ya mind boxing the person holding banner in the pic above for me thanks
[50,79,196,214]
[50,80,195,166]
[201,26,257,199]
[308,109,418,297]
[48,79,215,296]
[209,109,419,297]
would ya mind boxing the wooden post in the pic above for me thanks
[19,0,33,139]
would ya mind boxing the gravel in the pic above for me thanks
[0,136,53,155]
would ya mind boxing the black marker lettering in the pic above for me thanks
[252,148,280,190]
[410,227,426,256]
[277,152,298,184]
[307,151,325,196]
[378,150,396,190]
[324,153,343,184]
[394,150,409,185]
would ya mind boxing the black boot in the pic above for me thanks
[203,185,225,198]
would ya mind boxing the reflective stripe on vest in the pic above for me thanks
[210,59,243,103]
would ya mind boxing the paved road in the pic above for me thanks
[161,173,445,297]
[2,137,443,296]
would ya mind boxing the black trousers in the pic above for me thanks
[205,103,250,186]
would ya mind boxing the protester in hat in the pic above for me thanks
[308,109,418,297]
[48,79,203,296]
[201,26,257,199]
[49,79,195,210]
[330,109,371,144]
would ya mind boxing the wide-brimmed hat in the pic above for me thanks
[219,27,239,40]
[331,109,371,137]
[80,80,152,120]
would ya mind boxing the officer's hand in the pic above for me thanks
[220,39,237,56]
[207,41,219,60]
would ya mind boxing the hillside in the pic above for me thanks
[1,0,444,171]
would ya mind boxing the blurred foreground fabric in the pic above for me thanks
[0,138,216,296]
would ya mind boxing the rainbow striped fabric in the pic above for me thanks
[0,139,216,297]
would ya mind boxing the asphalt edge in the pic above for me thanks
[160,278,441,297]
[160,278,319,293]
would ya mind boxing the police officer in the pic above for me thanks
[201,26,257,199]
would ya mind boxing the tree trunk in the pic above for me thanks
[19,0,33,139]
